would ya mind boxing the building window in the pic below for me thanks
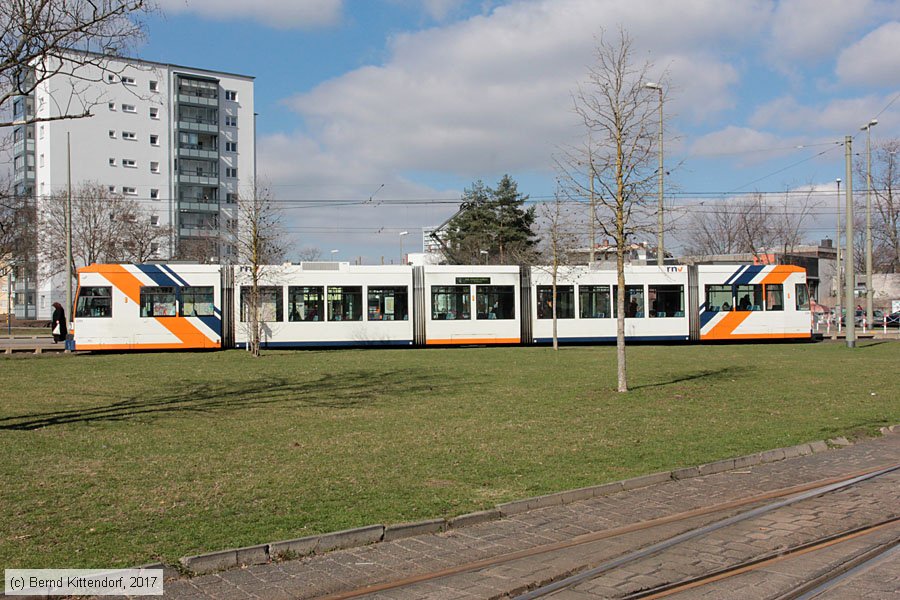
[122,131,136,141]
[109,130,116,138]
[149,80,158,92]
[122,104,136,113]
[108,185,116,193]
[107,74,115,82]
[151,243,160,256]
[149,134,159,146]
[226,193,238,204]
[149,107,159,119]
[225,90,237,101]
[122,76,136,86]
[150,161,160,173]
[226,167,237,178]
[39,125,44,139]
[225,115,237,127]
[123,186,137,195]
[150,188,159,200]
[123,159,136,168]
[225,141,237,152]
[109,158,116,166]
[108,102,116,111]
[150,215,159,226]
[39,154,44,167]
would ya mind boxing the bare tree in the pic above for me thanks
[864,139,900,272]
[232,181,287,357]
[559,30,661,392]
[297,245,322,262]
[38,182,165,282]
[537,186,580,350]
[1,0,153,128]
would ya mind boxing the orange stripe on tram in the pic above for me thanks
[701,310,751,340]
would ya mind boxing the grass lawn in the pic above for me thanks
[1,342,898,569]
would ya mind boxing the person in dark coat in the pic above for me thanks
[51,302,67,343]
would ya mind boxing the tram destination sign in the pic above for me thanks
[456,277,491,284]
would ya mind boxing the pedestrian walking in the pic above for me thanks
[51,302,67,343]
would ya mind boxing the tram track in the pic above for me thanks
[512,463,900,600]
[316,463,899,600]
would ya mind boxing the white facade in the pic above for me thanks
[13,53,255,318]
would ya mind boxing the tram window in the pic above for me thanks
[431,285,470,320]
[765,284,784,311]
[705,285,732,312]
[476,285,514,320]
[613,285,645,318]
[240,286,283,322]
[75,286,112,318]
[537,285,574,319]
[140,286,177,317]
[368,287,408,321]
[288,286,324,321]
[328,286,363,321]
[181,286,214,316]
[647,285,683,318]
[735,284,763,311]
[795,283,810,311]
[579,285,611,318]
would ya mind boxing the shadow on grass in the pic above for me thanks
[0,369,459,430]
[630,366,752,390]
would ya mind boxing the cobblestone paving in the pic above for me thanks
[158,434,900,600]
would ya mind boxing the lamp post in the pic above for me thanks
[835,178,841,337]
[644,82,664,266]
[480,249,488,265]
[330,249,339,261]
[398,231,409,265]
[844,135,856,348]
[860,119,877,328]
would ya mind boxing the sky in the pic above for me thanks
[137,0,900,263]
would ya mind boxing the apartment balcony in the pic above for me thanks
[178,173,218,186]
[179,227,219,239]
[13,139,34,156]
[177,93,218,108]
[13,169,35,184]
[178,145,218,160]
[178,200,220,213]
[178,119,218,134]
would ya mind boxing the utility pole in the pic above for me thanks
[644,82,665,266]
[66,132,73,342]
[834,178,841,339]
[844,136,856,348]
[861,119,877,328]
[589,162,596,264]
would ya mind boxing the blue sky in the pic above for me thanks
[138,0,900,263]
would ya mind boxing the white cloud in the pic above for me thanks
[750,94,894,134]
[836,22,900,87]
[766,0,875,64]
[691,126,788,162]
[282,0,758,179]
[155,0,343,29]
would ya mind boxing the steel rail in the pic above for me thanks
[622,518,900,599]
[316,463,898,600]
[512,463,900,600]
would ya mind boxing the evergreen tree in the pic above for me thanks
[444,175,537,264]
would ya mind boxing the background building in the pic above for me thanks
[11,54,254,318]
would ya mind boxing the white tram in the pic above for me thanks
[72,262,812,351]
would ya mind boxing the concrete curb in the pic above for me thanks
[172,426,900,576]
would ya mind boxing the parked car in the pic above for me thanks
[885,311,900,328]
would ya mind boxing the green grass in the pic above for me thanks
[1,342,898,569]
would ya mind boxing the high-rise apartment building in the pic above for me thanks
[11,54,254,318]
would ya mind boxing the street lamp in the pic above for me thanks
[479,249,488,265]
[398,231,409,265]
[644,82,664,266]
[330,249,339,261]
[860,118,877,328]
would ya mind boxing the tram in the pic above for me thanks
[72,262,812,351]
